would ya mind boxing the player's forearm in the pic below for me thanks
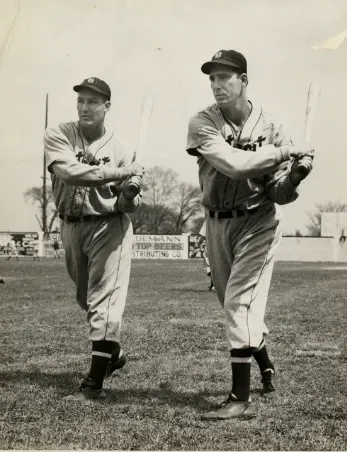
[117,193,141,213]
[51,161,125,187]
[267,174,299,205]
[199,141,291,180]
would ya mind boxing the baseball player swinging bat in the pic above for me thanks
[296,82,321,176]
[123,95,154,198]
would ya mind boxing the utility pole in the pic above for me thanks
[42,93,48,235]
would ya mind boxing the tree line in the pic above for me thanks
[24,166,347,236]
[24,166,205,235]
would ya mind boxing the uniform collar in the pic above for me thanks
[216,101,262,141]
[239,102,262,141]
[74,121,113,151]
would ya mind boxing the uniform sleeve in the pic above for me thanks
[264,123,299,205]
[44,126,124,187]
[186,113,291,180]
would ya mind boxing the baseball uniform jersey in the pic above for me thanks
[187,102,299,350]
[7,240,19,259]
[45,121,140,342]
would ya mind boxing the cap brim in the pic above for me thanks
[201,59,244,74]
[73,85,110,98]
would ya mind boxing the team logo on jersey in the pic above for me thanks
[88,78,95,83]
[76,150,110,166]
[226,135,266,151]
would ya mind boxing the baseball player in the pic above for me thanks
[44,77,143,401]
[52,239,61,259]
[33,240,41,262]
[6,239,19,261]
[191,220,214,290]
[186,49,314,420]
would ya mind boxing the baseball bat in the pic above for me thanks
[127,95,154,195]
[135,95,154,160]
[296,82,321,176]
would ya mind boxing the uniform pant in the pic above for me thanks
[203,247,211,276]
[206,203,282,350]
[60,213,133,342]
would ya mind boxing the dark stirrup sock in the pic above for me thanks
[230,348,252,401]
[88,340,115,389]
[252,340,275,373]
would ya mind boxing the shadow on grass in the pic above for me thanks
[0,369,226,410]
[0,369,81,393]
[169,288,215,293]
[104,386,225,410]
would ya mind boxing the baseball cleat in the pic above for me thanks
[201,394,256,420]
[261,369,276,398]
[64,378,106,401]
[105,349,127,377]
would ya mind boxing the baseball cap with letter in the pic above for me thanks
[201,50,247,74]
[73,77,111,100]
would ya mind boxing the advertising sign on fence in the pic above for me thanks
[2,230,345,263]
[188,234,203,258]
[132,235,189,259]
[0,232,40,256]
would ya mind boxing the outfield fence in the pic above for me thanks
[0,231,346,262]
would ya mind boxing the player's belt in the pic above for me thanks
[59,214,112,223]
[209,207,259,219]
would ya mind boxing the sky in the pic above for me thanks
[0,0,346,234]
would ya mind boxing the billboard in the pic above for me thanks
[0,232,40,256]
[132,235,188,259]
[188,234,204,258]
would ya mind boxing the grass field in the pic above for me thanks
[0,258,347,450]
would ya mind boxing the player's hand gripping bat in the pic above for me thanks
[122,96,153,199]
[296,83,321,177]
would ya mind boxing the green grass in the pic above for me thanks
[0,258,346,450]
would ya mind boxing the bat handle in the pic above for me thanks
[123,177,142,199]
[296,154,313,177]
[297,131,314,176]
[127,182,139,192]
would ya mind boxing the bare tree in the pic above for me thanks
[130,203,176,235]
[24,185,58,233]
[306,201,347,236]
[190,215,206,234]
[24,165,203,236]
[173,183,202,234]
[141,166,203,234]
[141,166,179,234]
[143,166,178,206]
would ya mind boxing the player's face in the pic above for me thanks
[209,67,244,106]
[77,89,110,127]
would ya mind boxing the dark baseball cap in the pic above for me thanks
[201,50,247,74]
[73,77,111,99]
